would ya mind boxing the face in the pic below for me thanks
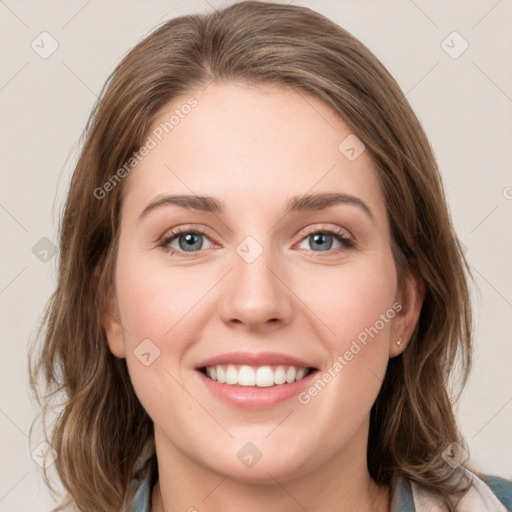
[103,81,422,484]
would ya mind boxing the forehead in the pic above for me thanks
[122,81,386,222]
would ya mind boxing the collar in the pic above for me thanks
[130,467,511,511]
[131,474,417,512]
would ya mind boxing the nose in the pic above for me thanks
[218,242,295,332]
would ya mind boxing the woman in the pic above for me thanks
[29,1,512,511]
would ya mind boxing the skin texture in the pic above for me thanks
[102,81,424,512]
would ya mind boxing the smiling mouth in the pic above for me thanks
[199,364,318,387]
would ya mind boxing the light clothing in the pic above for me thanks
[131,466,512,511]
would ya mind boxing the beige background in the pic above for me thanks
[1,0,511,510]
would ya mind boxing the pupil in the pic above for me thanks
[180,233,202,251]
[311,233,332,251]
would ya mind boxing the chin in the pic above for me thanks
[192,437,319,484]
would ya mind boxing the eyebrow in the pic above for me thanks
[138,192,373,222]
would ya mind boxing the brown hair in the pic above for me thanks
[29,1,474,510]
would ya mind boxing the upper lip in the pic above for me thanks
[195,351,317,369]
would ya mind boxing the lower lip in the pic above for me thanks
[196,369,318,409]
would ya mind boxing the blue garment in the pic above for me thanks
[131,472,150,512]
[130,468,512,511]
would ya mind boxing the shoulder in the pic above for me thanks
[392,468,512,511]
[480,474,512,510]
[130,471,151,512]
[412,469,512,511]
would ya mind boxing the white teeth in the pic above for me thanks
[203,364,312,387]
[238,365,256,386]
[286,366,296,383]
[296,368,307,381]
[225,364,238,385]
[255,366,274,387]
[274,365,286,385]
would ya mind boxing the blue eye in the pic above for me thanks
[298,230,354,252]
[159,230,214,255]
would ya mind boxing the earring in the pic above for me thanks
[396,336,403,346]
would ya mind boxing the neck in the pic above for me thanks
[150,426,390,512]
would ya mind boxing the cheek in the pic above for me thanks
[307,253,397,351]
[113,249,201,402]
[298,253,397,410]
[295,256,396,435]
[115,245,205,343]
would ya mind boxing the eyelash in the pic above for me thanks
[158,225,355,258]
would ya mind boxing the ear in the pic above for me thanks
[389,267,425,358]
[102,290,126,359]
